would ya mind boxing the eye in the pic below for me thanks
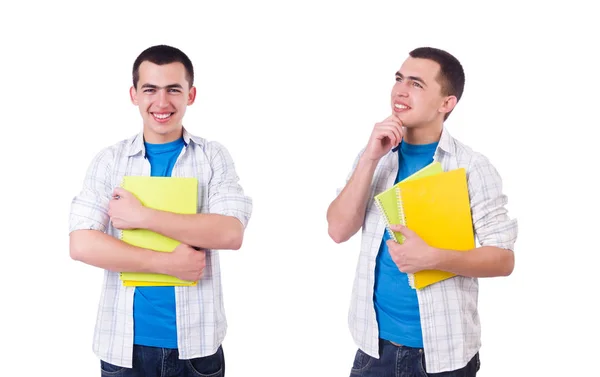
[143,88,155,94]
[395,76,402,82]
[168,88,182,93]
[412,81,423,89]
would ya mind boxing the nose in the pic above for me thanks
[157,89,169,108]
[394,83,409,97]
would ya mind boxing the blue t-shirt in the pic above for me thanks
[373,140,438,347]
[133,137,185,348]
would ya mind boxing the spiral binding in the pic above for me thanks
[374,197,399,243]
[394,187,407,244]
[395,186,417,289]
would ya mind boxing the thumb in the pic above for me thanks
[389,223,415,238]
[113,187,128,197]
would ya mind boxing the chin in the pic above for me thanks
[146,124,176,136]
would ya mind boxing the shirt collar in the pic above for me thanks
[391,126,454,155]
[126,126,200,157]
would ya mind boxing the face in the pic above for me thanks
[130,61,196,143]
[390,57,455,129]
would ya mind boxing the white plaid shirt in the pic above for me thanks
[340,127,518,373]
[69,128,253,368]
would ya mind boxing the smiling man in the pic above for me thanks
[327,47,518,376]
[69,45,252,376]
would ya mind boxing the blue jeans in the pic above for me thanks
[100,345,225,377]
[350,340,480,377]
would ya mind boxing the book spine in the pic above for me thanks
[396,186,417,290]
[394,187,407,244]
[373,197,399,243]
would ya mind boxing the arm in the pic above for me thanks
[389,226,514,278]
[70,229,167,273]
[70,230,206,281]
[388,156,518,278]
[327,115,404,243]
[139,211,244,250]
[429,245,514,277]
[327,154,379,243]
[458,155,518,277]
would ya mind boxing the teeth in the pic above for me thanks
[395,104,408,109]
[153,113,171,119]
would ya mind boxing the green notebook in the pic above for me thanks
[373,161,443,243]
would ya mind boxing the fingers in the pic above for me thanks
[374,123,403,146]
[112,187,132,199]
[389,224,414,237]
[378,120,403,135]
[375,116,403,141]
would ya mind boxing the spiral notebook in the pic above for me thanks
[118,176,199,287]
[374,164,475,289]
[374,161,443,244]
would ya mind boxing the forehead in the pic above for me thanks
[138,61,188,85]
[398,57,441,83]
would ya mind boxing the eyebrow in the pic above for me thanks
[140,83,184,90]
[395,72,427,87]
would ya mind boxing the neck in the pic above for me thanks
[143,126,183,144]
[403,122,443,145]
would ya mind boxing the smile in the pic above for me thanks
[151,112,174,122]
[394,103,410,110]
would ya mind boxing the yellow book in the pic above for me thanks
[395,168,475,289]
[118,176,199,286]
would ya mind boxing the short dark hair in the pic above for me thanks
[409,47,465,120]
[132,45,194,89]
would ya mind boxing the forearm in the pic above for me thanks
[432,246,515,278]
[69,229,167,274]
[141,210,244,250]
[327,156,379,243]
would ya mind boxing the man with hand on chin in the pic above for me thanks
[69,44,252,376]
[327,47,517,376]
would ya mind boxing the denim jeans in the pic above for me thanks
[100,345,225,377]
[350,340,480,377]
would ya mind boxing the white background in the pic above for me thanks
[1,1,599,376]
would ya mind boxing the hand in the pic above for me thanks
[163,244,207,282]
[108,187,148,230]
[386,224,437,274]
[363,115,403,161]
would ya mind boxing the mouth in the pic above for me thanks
[151,112,174,123]
[393,103,411,112]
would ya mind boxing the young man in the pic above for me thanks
[327,47,518,376]
[69,45,252,376]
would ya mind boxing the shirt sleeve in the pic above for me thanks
[336,148,366,196]
[205,141,253,228]
[68,148,113,234]
[467,154,518,251]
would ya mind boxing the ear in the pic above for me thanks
[187,86,197,105]
[129,86,138,105]
[438,95,457,117]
